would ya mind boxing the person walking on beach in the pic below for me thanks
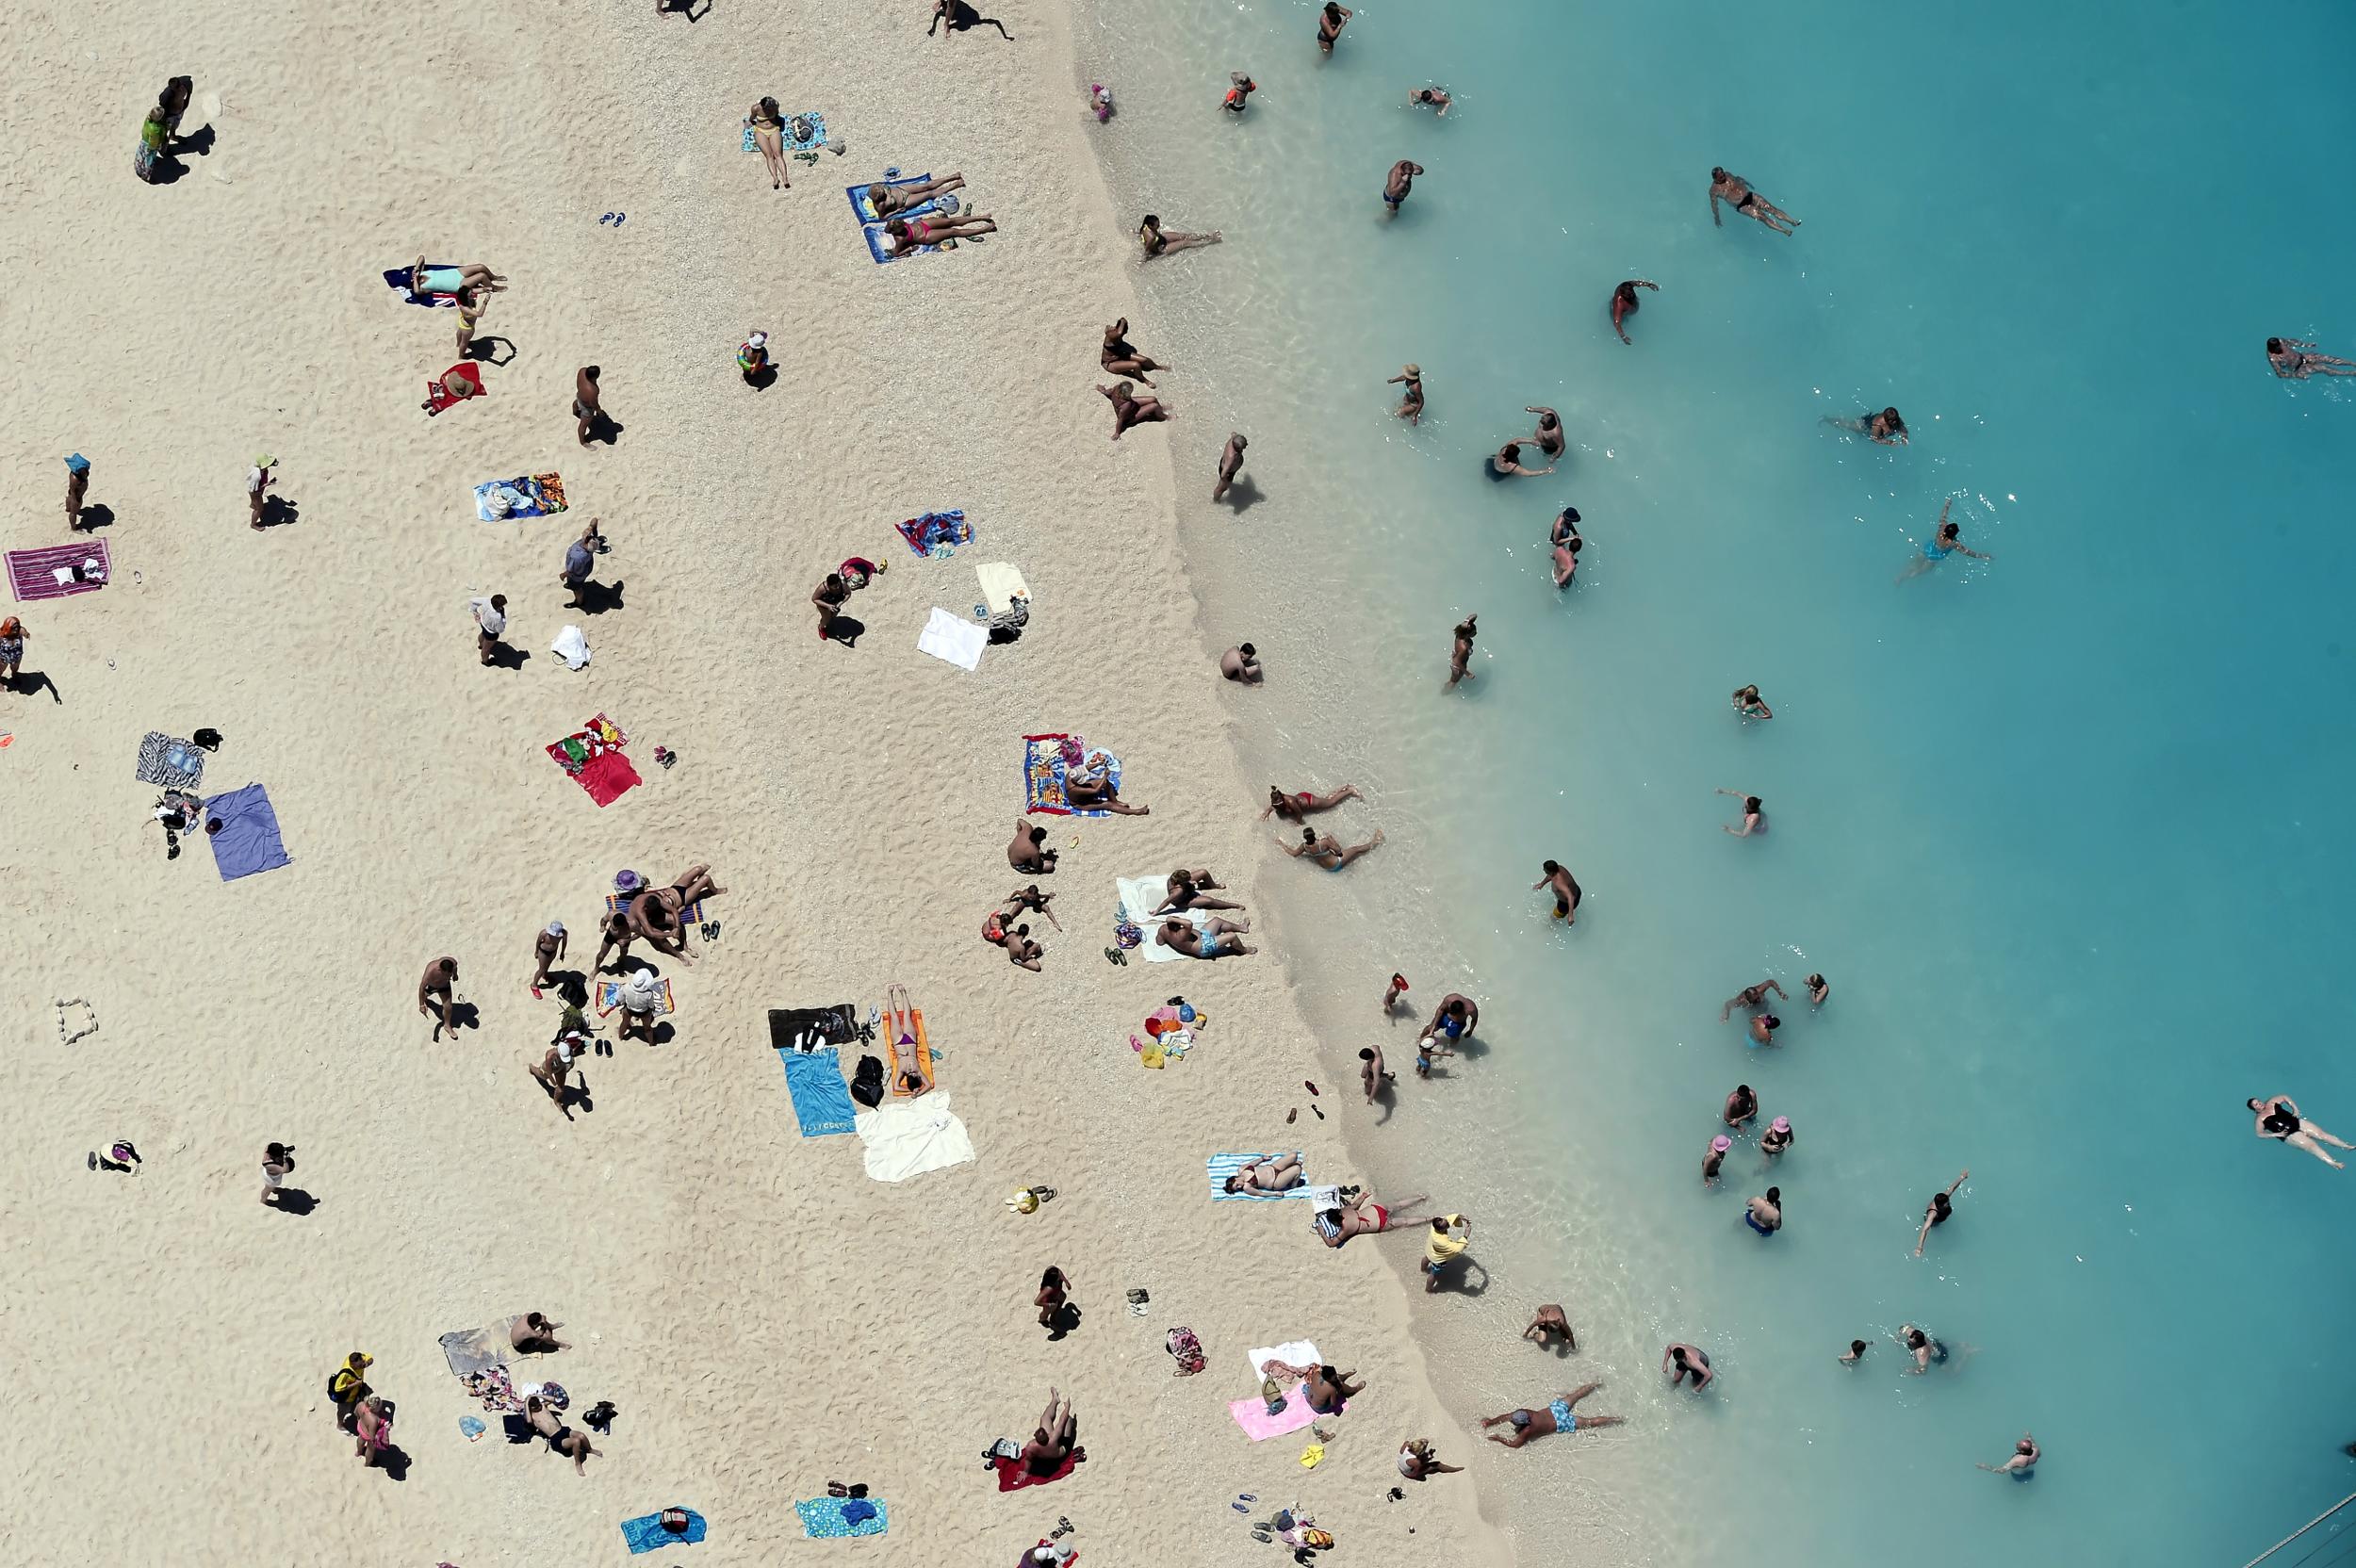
[1137,215,1221,257]
[1316,2,1352,54]
[529,921,566,998]
[1745,1186,1782,1235]
[1383,159,1424,215]
[1721,978,1785,1021]
[455,285,488,354]
[1447,613,1478,689]
[1383,971,1410,1018]
[1101,318,1168,386]
[1710,167,1800,234]
[64,453,90,531]
[2268,337,2356,379]
[1717,789,1766,836]
[1533,859,1581,923]
[1977,1432,2039,1476]
[471,594,509,666]
[561,518,605,608]
[1219,643,1263,682]
[528,1038,581,1117]
[1610,279,1660,344]
[1213,432,1248,500]
[1663,1343,1715,1391]
[1422,1213,1472,1292]
[247,453,276,530]
[1825,406,1908,446]
[812,571,852,642]
[1523,1304,1576,1349]
[1099,381,1171,439]
[2250,1094,2355,1168]
[1899,498,1991,580]
[1388,364,1425,423]
[1281,825,1384,871]
[259,1141,295,1206]
[1733,683,1773,720]
[417,956,460,1039]
[1915,1168,1970,1255]
[0,616,25,686]
[573,367,605,446]
[1008,818,1057,874]
[1551,507,1583,588]
[1481,1384,1622,1446]
[739,330,772,384]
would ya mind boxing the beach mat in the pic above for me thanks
[202,784,291,881]
[918,607,985,671]
[437,1318,520,1379]
[1208,1152,1310,1201]
[767,1004,861,1053]
[993,1451,1084,1492]
[745,108,827,153]
[780,1046,859,1136]
[844,172,930,221]
[136,732,205,790]
[855,1094,975,1183]
[1023,733,1121,817]
[1118,875,1201,961]
[895,508,972,558]
[597,976,675,1018]
[384,265,459,307]
[548,714,638,806]
[622,1510,707,1553]
[475,473,568,520]
[794,1496,889,1539]
[977,562,1030,616]
[8,540,110,602]
[888,1007,933,1097]
[1228,1384,1327,1442]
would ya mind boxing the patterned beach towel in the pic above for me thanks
[8,540,110,602]
[475,472,567,520]
[383,265,459,307]
[794,1496,889,1539]
[621,1510,707,1553]
[604,891,705,926]
[894,508,972,557]
[993,1451,1084,1491]
[136,732,205,790]
[597,976,676,1018]
[745,108,827,153]
[1023,732,1121,817]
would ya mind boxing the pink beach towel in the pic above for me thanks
[1226,1384,1331,1442]
[8,540,110,602]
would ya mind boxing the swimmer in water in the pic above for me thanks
[1839,1339,1870,1365]
[1281,825,1385,870]
[1709,167,1800,235]
[1610,278,1660,344]
[1098,381,1171,440]
[1531,859,1581,923]
[1977,1433,2038,1476]
[1523,407,1565,460]
[1487,441,1554,480]
[1220,72,1256,114]
[1745,1185,1783,1235]
[1388,364,1425,424]
[1716,788,1766,837]
[1806,972,1830,1005]
[1900,1325,1948,1373]
[1703,1134,1731,1184]
[1898,498,1992,581]
[1383,159,1424,215]
[1760,1116,1794,1158]
[1137,214,1222,258]
[1724,1084,1759,1129]
[2266,337,2356,379]
[1747,1013,1781,1046]
[1480,1383,1623,1446]
[1824,406,1909,446]
[1914,1168,1970,1256]
[2250,1094,2354,1168]
[1407,85,1451,116]
[1446,613,1479,689]
[1662,1344,1715,1391]
[1720,978,1786,1021]
[1732,683,1772,719]
[1317,2,1353,54]
[1100,318,1168,387]
[1261,783,1364,822]
[1551,507,1583,588]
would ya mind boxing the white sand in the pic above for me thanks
[0,1,1512,1561]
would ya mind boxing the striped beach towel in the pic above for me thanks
[8,540,109,601]
[597,976,675,1017]
[603,892,704,926]
[1208,1152,1310,1201]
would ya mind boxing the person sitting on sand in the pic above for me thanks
[512,1312,570,1354]
[747,98,791,189]
[1023,1389,1079,1474]
[1523,1303,1576,1349]
[528,920,566,997]
[1399,1437,1463,1479]
[1137,214,1221,257]
[869,172,968,216]
[1219,643,1263,683]
[352,1395,395,1467]
[1481,1384,1623,1446]
[413,258,506,297]
[994,919,1045,972]
[526,1394,597,1474]
[1154,869,1243,914]
[1064,759,1147,814]
[1303,1364,1364,1414]
[417,957,460,1039]
[1223,1152,1304,1195]
[1008,818,1057,874]
[931,0,1012,39]
[1281,825,1385,870]
[1101,318,1168,386]
[1311,1184,1429,1247]
[1156,915,1253,958]
[1100,380,1171,440]
[1261,783,1363,822]
[882,211,997,257]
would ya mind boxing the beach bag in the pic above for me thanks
[660,1509,692,1535]
[850,1054,886,1109]
[1164,1326,1205,1377]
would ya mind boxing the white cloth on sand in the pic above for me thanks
[551,624,590,669]
[854,1092,976,1183]
[917,606,986,671]
[976,562,1031,616]
[1247,1341,1320,1380]
[1116,874,1205,964]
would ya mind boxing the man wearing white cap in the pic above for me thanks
[738,331,771,385]
[247,454,275,530]
[529,920,566,998]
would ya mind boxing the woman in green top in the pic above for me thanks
[134,106,168,183]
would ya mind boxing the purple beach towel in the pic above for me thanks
[202,784,292,881]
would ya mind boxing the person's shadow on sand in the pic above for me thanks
[465,335,517,367]
[823,614,865,647]
[1045,1303,1083,1341]
[656,0,712,19]
[73,504,116,532]
[1219,474,1265,515]
[441,1003,483,1037]
[269,1187,319,1217]
[581,412,625,447]
[370,1444,413,1481]
[6,669,63,704]
[255,496,300,530]
[570,579,627,616]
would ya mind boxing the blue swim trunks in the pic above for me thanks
[1549,1396,1576,1432]
[1744,1211,1775,1236]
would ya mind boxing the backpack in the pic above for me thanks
[1164,1326,1205,1377]
[849,1054,886,1109]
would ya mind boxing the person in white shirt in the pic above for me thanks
[471,594,508,665]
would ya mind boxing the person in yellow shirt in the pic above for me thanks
[1422,1214,1471,1294]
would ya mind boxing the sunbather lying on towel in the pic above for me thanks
[1312,1185,1430,1248]
[881,212,997,257]
[1065,762,1146,815]
[1023,1389,1079,1476]
[526,1394,597,1474]
[1224,1153,1303,1195]
[1154,868,1243,914]
[1008,818,1057,874]
[413,257,506,297]
[1156,915,1253,958]
[868,173,966,216]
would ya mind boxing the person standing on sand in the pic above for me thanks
[1219,644,1262,682]
[0,616,26,686]
[1383,159,1424,216]
[529,1038,581,1117]
[1358,1045,1393,1103]
[64,454,90,531]
[1388,365,1425,423]
[417,957,460,1039]
[1610,279,1660,344]
[1137,215,1221,258]
[352,1396,395,1467]
[1446,614,1478,689]
[1213,432,1248,500]
[1532,859,1581,923]
[1481,1384,1622,1446]
[573,367,604,446]
[1317,2,1352,53]
[529,921,566,998]
[259,1141,295,1206]
[1281,825,1384,871]
[561,518,605,609]
[1101,318,1168,386]
[471,594,509,666]
[594,909,635,974]
[1099,381,1171,440]
[454,285,488,355]
[812,572,852,642]
[247,454,276,530]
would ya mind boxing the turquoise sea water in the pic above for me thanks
[1079,0,2356,1562]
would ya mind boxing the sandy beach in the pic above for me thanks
[0,0,1511,1562]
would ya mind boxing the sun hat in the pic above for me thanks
[1710,1135,1731,1152]
[545,921,566,937]
[64,453,90,473]
[254,453,275,468]
[1402,363,1419,376]
[746,331,768,350]
[1771,1116,1791,1133]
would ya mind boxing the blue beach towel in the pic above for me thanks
[847,175,951,264]
[745,109,828,154]
[384,266,458,308]
[1208,1152,1311,1201]
[794,1496,890,1539]
[202,784,291,881]
[621,1510,708,1553]
[780,1047,859,1137]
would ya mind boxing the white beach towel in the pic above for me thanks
[976,562,1031,617]
[855,1092,975,1183]
[917,606,986,671]
[1117,874,1205,963]
[1247,1341,1320,1380]
[551,624,591,670]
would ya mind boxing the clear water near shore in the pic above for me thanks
[1078,0,2356,1562]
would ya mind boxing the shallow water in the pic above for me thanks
[1077,0,2356,1562]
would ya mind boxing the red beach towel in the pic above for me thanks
[575,748,641,807]
[993,1450,1085,1492]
